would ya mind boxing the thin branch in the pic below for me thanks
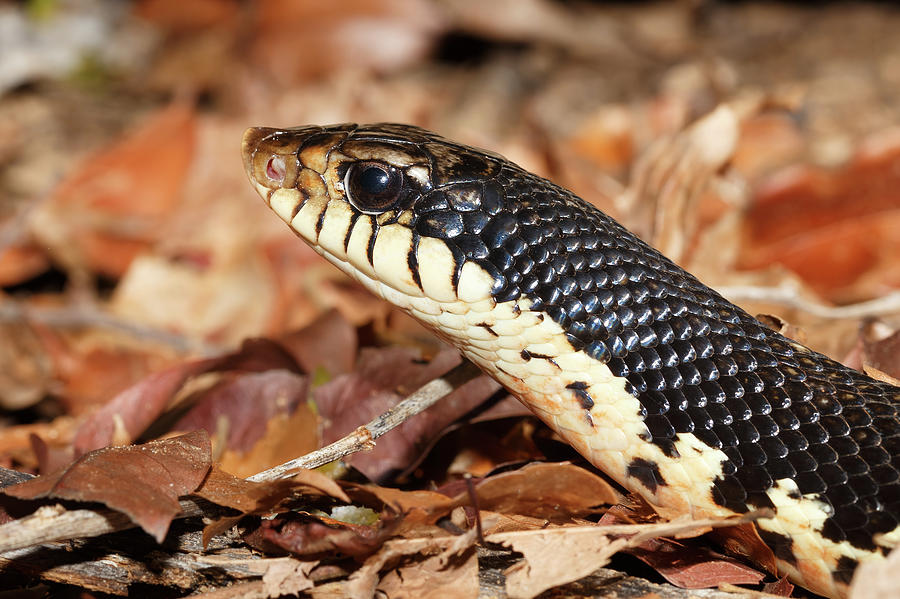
[247,360,482,482]
[0,497,216,554]
[0,299,223,356]
[0,361,482,552]
[718,286,900,320]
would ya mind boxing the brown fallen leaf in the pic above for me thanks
[623,535,765,589]
[276,309,358,379]
[195,465,349,514]
[856,320,900,380]
[0,245,49,287]
[458,461,620,521]
[72,337,302,455]
[755,313,809,346]
[600,504,764,588]
[216,399,319,478]
[33,325,177,416]
[174,369,310,456]
[136,0,240,32]
[251,512,398,560]
[3,430,211,542]
[741,130,900,300]
[762,576,795,597]
[315,347,500,481]
[376,537,478,599]
[487,515,766,599]
[346,528,479,599]
[345,483,455,526]
[249,0,444,84]
[489,524,630,599]
[72,357,219,454]
[261,557,319,597]
[196,466,349,545]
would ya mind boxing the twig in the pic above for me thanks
[718,286,900,320]
[0,497,216,554]
[0,361,482,552]
[247,360,483,482]
[0,299,222,356]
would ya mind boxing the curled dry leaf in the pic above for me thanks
[755,313,809,346]
[195,465,349,514]
[763,576,795,597]
[252,512,399,560]
[3,430,211,542]
[196,465,349,544]
[488,525,630,599]
[344,483,454,525]
[261,557,318,597]
[488,514,768,599]
[347,528,479,599]
[457,461,620,520]
[856,320,900,380]
[375,547,478,599]
[617,534,765,589]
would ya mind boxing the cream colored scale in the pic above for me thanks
[251,162,866,599]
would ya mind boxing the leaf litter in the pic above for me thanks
[1,1,899,597]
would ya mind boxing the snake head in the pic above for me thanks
[242,123,510,305]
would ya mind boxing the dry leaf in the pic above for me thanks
[488,515,766,599]
[347,529,478,599]
[216,400,319,478]
[72,357,218,454]
[849,543,900,599]
[197,466,349,544]
[488,526,629,599]
[741,130,900,300]
[34,103,196,277]
[261,557,318,597]
[315,347,499,480]
[3,430,211,541]
[459,461,620,520]
[376,541,478,599]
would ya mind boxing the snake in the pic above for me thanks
[241,123,900,598]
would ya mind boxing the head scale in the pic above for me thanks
[242,123,514,306]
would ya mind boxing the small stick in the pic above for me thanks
[718,286,900,320]
[247,360,482,482]
[0,361,482,552]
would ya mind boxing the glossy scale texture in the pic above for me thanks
[243,123,900,596]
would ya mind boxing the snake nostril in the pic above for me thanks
[265,156,286,182]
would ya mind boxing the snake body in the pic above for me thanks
[242,123,900,598]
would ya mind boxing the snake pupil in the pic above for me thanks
[344,161,402,214]
[360,165,389,193]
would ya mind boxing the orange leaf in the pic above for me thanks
[48,102,196,276]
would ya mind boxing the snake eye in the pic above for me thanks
[344,161,403,214]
